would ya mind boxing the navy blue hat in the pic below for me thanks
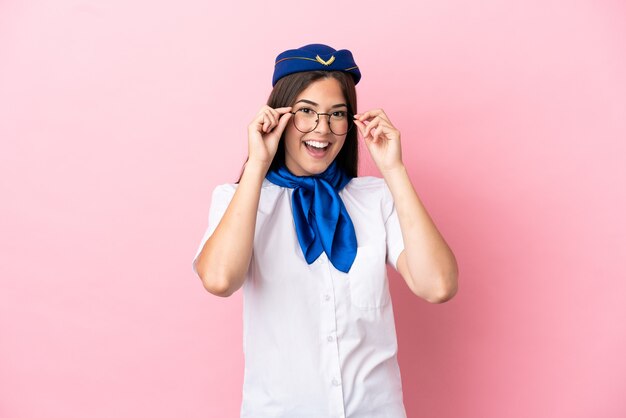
[272,43,361,87]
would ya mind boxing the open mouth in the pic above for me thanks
[303,140,330,158]
[304,141,330,152]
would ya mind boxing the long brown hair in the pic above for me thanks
[237,70,358,182]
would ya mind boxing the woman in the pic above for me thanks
[193,43,458,417]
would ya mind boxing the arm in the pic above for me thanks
[383,165,458,303]
[194,161,267,297]
[194,105,293,297]
[353,109,458,303]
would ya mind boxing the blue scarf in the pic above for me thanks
[265,161,357,273]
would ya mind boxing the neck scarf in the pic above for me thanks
[265,161,357,273]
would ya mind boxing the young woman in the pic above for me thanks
[193,44,458,417]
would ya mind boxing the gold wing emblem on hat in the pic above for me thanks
[315,55,335,66]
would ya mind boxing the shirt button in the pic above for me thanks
[318,257,326,265]
[324,294,331,301]
[332,378,341,386]
[327,335,334,342]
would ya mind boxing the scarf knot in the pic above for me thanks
[266,162,357,273]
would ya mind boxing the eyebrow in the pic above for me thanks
[294,99,348,109]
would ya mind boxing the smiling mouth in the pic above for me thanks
[304,140,329,150]
[303,140,331,158]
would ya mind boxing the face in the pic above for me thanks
[283,77,349,176]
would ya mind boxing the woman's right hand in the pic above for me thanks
[247,105,293,168]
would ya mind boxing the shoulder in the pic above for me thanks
[207,183,237,208]
[345,176,387,191]
[211,182,237,200]
[211,179,289,212]
[212,179,283,194]
[343,176,391,201]
[342,176,396,217]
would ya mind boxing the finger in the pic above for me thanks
[265,109,277,128]
[273,106,293,113]
[257,105,271,118]
[263,114,270,133]
[356,120,374,146]
[353,119,366,136]
[371,126,380,142]
[372,119,391,142]
[267,107,292,132]
[354,109,379,122]
[279,110,293,128]
[376,109,390,123]
[354,109,390,124]
[268,108,280,124]
[363,117,381,139]
[252,111,264,128]
[258,105,291,118]
[272,112,293,138]
[353,111,370,122]
[372,125,386,143]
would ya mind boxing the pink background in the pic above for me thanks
[1,0,625,417]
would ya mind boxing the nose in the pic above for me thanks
[314,114,332,134]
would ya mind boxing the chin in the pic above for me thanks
[303,157,337,175]
[286,154,335,176]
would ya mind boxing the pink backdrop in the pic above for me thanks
[1,1,625,417]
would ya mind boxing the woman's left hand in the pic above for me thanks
[353,109,404,173]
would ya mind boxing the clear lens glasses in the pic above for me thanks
[290,108,353,135]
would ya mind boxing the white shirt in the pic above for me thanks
[193,176,407,418]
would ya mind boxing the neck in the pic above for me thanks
[281,161,339,178]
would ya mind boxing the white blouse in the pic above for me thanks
[193,176,407,418]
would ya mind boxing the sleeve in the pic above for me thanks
[382,181,405,271]
[192,184,237,275]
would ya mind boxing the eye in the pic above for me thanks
[332,111,347,118]
[299,107,314,114]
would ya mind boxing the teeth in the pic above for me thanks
[305,140,329,149]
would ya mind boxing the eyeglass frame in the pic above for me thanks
[288,108,355,135]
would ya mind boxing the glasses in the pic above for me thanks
[289,108,354,135]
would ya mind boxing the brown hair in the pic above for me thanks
[237,70,358,182]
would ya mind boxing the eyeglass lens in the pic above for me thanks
[293,109,352,135]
